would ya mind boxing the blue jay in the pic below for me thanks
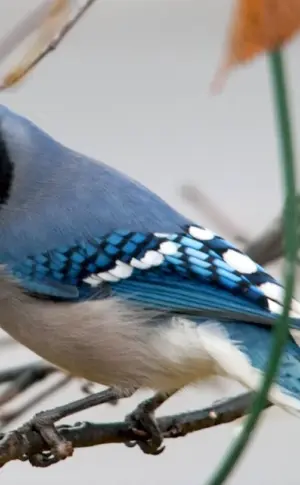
[0,104,300,465]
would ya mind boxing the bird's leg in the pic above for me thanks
[125,389,177,455]
[16,386,135,467]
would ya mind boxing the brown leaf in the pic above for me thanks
[212,0,300,91]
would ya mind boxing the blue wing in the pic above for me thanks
[11,223,300,330]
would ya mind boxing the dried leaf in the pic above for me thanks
[212,0,300,91]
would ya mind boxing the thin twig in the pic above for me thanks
[179,184,248,244]
[0,362,56,385]
[0,0,98,90]
[0,1,55,65]
[22,0,98,72]
[0,392,270,468]
[244,216,284,265]
[0,375,72,430]
[179,183,300,267]
[0,362,72,429]
[244,197,300,265]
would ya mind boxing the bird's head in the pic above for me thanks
[0,104,67,212]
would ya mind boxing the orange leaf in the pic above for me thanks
[213,0,300,91]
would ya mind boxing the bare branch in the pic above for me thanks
[0,392,269,468]
[0,362,72,429]
[243,197,300,264]
[0,1,57,64]
[179,183,300,267]
[179,184,248,244]
[0,0,97,90]
[0,375,72,430]
[0,361,56,386]
[243,216,284,265]
[0,361,116,430]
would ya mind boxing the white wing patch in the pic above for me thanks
[82,275,102,287]
[223,249,258,274]
[109,261,133,279]
[140,250,164,267]
[80,225,300,323]
[93,272,119,283]
[188,226,215,241]
[260,281,300,318]
[83,242,176,286]
[158,241,179,255]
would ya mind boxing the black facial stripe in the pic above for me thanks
[0,132,13,207]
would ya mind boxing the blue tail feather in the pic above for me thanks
[202,319,300,401]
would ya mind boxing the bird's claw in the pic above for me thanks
[125,407,165,455]
[18,411,73,467]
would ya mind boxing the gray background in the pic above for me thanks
[0,1,300,483]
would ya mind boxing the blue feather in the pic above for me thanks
[10,224,300,330]
[1,107,294,324]
[0,107,189,263]
[16,275,79,299]
[220,321,300,401]
[1,106,300,409]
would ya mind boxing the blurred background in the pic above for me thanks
[0,0,300,483]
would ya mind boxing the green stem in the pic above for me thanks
[206,50,298,485]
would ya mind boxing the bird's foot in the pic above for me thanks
[12,387,133,467]
[17,410,73,467]
[126,406,164,455]
[125,391,177,455]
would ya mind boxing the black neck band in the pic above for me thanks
[0,133,13,207]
